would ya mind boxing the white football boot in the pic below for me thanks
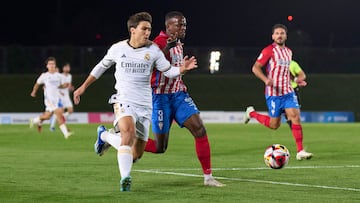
[244,106,255,124]
[296,150,313,160]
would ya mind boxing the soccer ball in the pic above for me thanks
[264,144,290,169]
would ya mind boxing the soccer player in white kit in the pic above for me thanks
[30,57,73,139]
[73,12,197,192]
[49,62,74,131]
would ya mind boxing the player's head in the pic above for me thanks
[45,56,57,72]
[127,12,152,47]
[62,62,71,73]
[165,11,186,39]
[271,24,288,46]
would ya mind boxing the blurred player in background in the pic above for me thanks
[244,24,313,160]
[49,62,74,131]
[284,60,307,127]
[144,11,224,187]
[73,12,197,192]
[30,56,73,139]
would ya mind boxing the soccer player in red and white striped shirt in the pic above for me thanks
[145,11,224,187]
[244,24,313,161]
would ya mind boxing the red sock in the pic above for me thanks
[250,111,270,128]
[291,124,304,152]
[145,138,157,153]
[195,135,212,175]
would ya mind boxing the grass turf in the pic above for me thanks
[0,123,359,202]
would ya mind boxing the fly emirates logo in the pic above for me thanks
[121,62,150,74]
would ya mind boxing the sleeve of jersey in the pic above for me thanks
[153,36,167,50]
[154,48,180,78]
[256,47,272,66]
[90,47,116,79]
[36,73,44,84]
[163,66,181,78]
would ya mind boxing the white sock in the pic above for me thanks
[117,145,133,178]
[32,116,41,125]
[204,174,213,181]
[50,115,56,128]
[59,124,70,136]
[101,131,121,150]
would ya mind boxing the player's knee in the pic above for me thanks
[269,124,280,130]
[195,126,207,137]
[189,124,206,137]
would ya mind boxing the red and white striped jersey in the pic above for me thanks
[256,43,293,96]
[151,31,187,94]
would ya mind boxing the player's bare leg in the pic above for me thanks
[31,111,52,132]
[55,108,72,139]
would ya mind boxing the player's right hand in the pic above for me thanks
[264,78,273,86]
[297,80,307,87]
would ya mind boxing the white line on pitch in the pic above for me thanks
[134,165,360,171]
[134,169,360,192]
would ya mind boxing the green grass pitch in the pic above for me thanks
[1,123,360,202]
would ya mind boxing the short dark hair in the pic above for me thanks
[272,24,288,34]
[165,11,184,22]
[127,12,152,32]
[45,56,56,64]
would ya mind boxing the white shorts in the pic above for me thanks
[112,102,151,141]
[44,97,60,112]
[60,93,73,108]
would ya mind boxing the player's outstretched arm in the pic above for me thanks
[73,75,97,105]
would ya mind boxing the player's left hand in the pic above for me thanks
[182,56,198,72]
[296,80,307,87]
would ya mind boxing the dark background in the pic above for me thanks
[1,1,360,119]
[2,0,359,48]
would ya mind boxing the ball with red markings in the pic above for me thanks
[264,144,290,169]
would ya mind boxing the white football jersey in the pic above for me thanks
[91,40,171,108]
[60,73,72,96]
[36,72,64,102]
